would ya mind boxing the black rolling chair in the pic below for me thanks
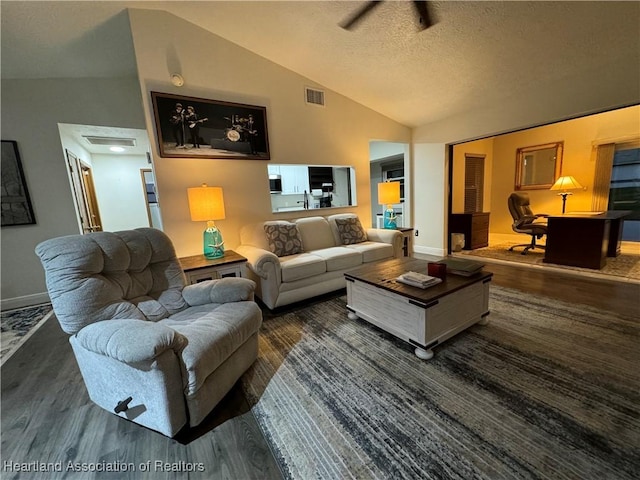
[507,192,549,254]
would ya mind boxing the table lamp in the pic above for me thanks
[378,181,400,229]
[187,184,226,258]
[550,175,583,214]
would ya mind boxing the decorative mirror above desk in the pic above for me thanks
[268,164,356,213]
[515,142,563,190]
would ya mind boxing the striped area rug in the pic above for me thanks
[241,286,640,480]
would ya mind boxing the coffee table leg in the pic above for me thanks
[414,347,434,360]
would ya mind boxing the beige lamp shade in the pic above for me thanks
[187,184,226,221]
[550,175,583,192]
[378,181,400,205]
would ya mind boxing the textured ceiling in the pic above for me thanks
[2,1,639,127]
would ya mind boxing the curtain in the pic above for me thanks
[591,143,615,211]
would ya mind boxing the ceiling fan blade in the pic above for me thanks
[413,0,435,30]
[340,1,383,30]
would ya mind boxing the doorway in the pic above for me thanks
[58,124,161,233]
[369,142,411,229]
[141,169,163,230]
[66,150,102,233]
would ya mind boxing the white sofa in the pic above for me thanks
[236,213,403,309]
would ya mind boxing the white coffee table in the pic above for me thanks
[345,257,492,360]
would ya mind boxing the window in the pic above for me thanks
[608,143,640,240]
[382,164,404,202]
[464,155,485,213]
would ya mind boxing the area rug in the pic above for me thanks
[1,303,53,364]
[241,288,640,480]
[456,242,640,281]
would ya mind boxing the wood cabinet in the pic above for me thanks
[450,212,490,250]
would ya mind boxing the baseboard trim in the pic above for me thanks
[413,245,446,257]
[1,292,51,311]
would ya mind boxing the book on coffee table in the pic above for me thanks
[438,257,484,277]
[396,271,442,289]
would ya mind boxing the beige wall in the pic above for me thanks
[452,105,640,235]
[128,9,410,257]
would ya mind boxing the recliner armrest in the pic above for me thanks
[182,277,256,306]
[75,319,187,364]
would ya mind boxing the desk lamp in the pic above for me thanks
[187,184,226,258]
[550,175,583,213]
[378,181,400,229]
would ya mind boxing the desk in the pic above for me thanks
[544,211,630,269]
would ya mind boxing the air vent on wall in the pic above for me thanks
[305,87,325,107]
[83,136,137,147]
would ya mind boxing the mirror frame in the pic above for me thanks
[514,141,563,190]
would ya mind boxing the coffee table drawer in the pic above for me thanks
[347,280,426,342]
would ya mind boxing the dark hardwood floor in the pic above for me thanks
[1,260,637,479]
[416,253,639,317]
[0,317,282,480]
[486,261,639,318]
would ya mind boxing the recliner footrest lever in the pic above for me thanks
[114,396,133,413]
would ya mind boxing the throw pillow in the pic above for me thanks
[264,224,304,257]
[335,217,368,245]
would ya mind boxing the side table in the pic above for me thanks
[179,250,248,284]
[397,227,414,257]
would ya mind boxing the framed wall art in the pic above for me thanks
[151,91,270,160]
[1,140,36,226]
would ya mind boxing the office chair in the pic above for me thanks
[507,192,549,254]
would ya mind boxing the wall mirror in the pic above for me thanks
[268,164,356,213]
[515,142,563,190]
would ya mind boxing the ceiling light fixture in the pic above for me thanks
[109,146,125,152]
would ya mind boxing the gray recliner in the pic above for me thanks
[35,228,262,437]
[507,192,549,254]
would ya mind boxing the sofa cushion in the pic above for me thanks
[280,253,327,282]
[309,247,362,272]
[264,223,304,257]
[295,217,337,251]
[334,217,368,244]
[345,241,394,263]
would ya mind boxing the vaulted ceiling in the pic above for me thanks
[2,1,639,128]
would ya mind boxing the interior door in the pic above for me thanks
[66,149,102,233]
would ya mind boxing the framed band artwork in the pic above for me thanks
[151,91,270,160]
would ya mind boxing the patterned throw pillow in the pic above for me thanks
[264,224,304,257]
[335,217,368,245]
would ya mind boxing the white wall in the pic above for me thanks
[0,77,146,308]
[127,9,411,258]
[91,153,151,231]
[412,143,447,257]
